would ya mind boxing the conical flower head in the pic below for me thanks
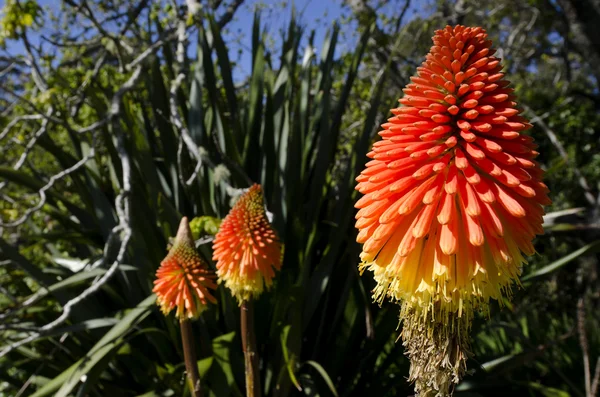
[355,25,550,395]
[213,184,282,303]
[153,217,217,319]
[356,24,549,318]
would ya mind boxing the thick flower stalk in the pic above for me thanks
[153,217,217,319]
[213,184,282,397]
[354,25,550,395]
[212,184,282,304]
[153,217,217,397]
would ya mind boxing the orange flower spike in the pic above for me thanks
[356,24,548,318]
[213,184,282,304]
[355,25,549,396]
[153,217,217,319]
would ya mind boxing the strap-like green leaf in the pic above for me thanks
[522,240,600,282]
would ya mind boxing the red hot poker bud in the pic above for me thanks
[153,217,217,319]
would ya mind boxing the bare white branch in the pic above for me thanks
[0,66,137,356]
[0,133,97,228]
[21,32,48,92]
[0,114,43,141]
[169,20,205,187]
[126,29,178,72]
[13,108,53,171]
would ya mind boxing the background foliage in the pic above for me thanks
[1,0,600,396]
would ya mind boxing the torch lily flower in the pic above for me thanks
[354,25,550,395]
[153,217,217,319]
[212,184,282,304]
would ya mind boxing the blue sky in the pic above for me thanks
[223,0,354,79]
[221,0,431,79]
[2,0,432,80]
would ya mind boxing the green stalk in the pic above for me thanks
[241,300,261,397]
[180,319,203,397]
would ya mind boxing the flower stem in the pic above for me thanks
[180,318,203,397]
[241,300,261,397]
